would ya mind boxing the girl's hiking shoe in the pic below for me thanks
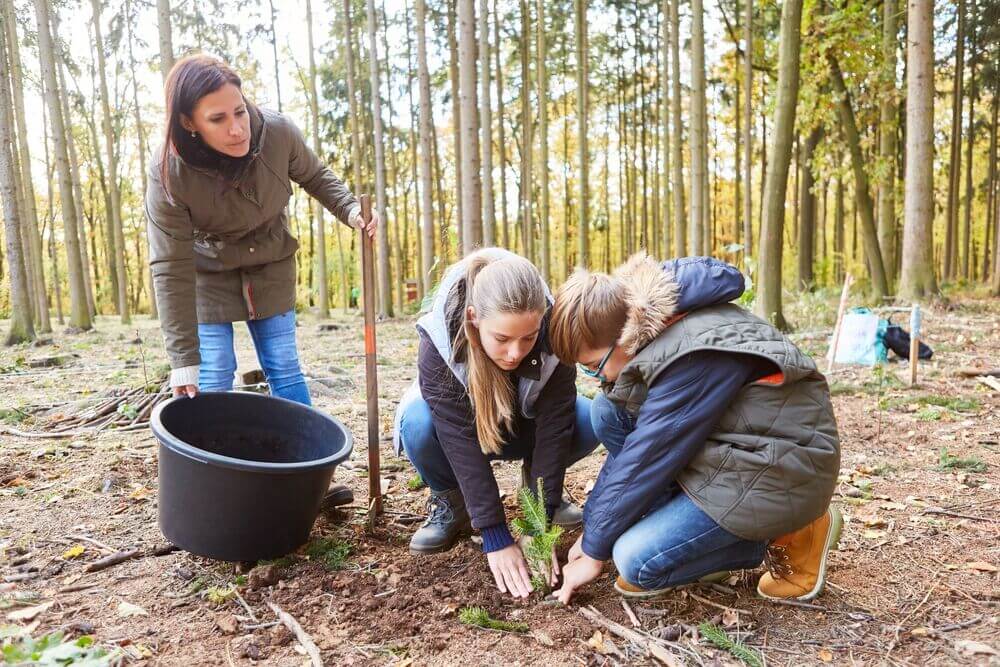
[614,570,732,599]
[409,488,472,554]
[322,484,354,508]
[757,506,843,601]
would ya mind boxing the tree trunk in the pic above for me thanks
[479,0,495,247]
[305,0,329,317]
[156,0,174,81]
[379,3,403,314]
[834,176,844,280]
[899,0,937,299]
[742,0,753,267]
[986,63,998,288]
[733,0,741,252]
[878,0,899,289]
[575,0,589,267]
[518,0,533,261]
[91,0,129,323]
[125,0,157,318]
[494,0,509,248]
[754,0,803,329]
[797,127,822,289]
[961,0,977,280]
[828,56,890,297]
[447,0,464,253]
[416,0,436,293]
[688,0,706,256]
[670,0,685,256]
[660,0,671,257]
[33,0,90,330]
[0,21,33,344]
[944,0,965,279]
[458,0,482,255]
[3,0,48,332]
[58,49,96,319]
[535,0,550,278]
[366,0,393,316]
[268,0,282,111]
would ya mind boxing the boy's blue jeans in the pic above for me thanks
[399,395,600,491]
[591,392,766,590]
[198,310,312,406]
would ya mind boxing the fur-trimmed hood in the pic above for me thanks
[615,253,747,355]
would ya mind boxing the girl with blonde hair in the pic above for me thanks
[393,248,599,599]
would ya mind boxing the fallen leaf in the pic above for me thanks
[129,485,152,500]
[6,602,53,622]
[818,648,834,662]
[910,627,933,637]
[116,601,148,618]
[721,608,740,628]
[963,561,997,572]
[62,545,85,560]
[588,630,606,654]
[531,630,555,647]
[863,530,886,540]
[862,517,887,528]
[955,639,999,657]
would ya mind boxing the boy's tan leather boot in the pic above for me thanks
[757,506,843,601]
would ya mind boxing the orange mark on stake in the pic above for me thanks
[364,325,376,354]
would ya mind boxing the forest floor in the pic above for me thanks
[1,290,998,666]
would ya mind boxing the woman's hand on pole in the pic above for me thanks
[349,206,379,239]
[172,384,198,399]
[485,543,534,599]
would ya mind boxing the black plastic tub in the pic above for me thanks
[151,392,353,562]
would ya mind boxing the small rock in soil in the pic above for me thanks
[268,624,293,646]
[248,564,281,589]
[657,624,682,641]
[216,614,239,635]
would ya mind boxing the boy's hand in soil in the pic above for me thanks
[567,535,584,563]
[486,543,534,598]
[552,553,604,605]
[518,536,561,587]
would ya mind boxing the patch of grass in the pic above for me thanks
[919,395,979,412]
[916,407,943,421]
[458,606,529,633]
[304,536,352,571]
[869,463,897,477]
[938,448,988,473]
[204,585,236,606]
[406,474,426,491]
[0,407,31,425]
[699,623,763,667]
[261,555,298,569]
[829,382,861,396]
[1,631,113,665]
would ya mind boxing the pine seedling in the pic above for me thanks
[699,622,763,667]
[511,478,563,594]
[458,606,529,633]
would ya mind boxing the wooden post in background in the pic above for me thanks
[909,303,921,386]
[360,194,383,526]
[827,273,854,373]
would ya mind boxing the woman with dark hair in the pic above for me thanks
[146,54,377,409]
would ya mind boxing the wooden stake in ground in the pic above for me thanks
[360,194,382,526]
[827,272,854,373]
[909,303,921,386]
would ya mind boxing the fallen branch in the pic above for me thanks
[84,548,142,573]
[621,599,641,628]
[955,367,1000,378]
[686,591,752,615]
[975,375,1000,392]
[762,597,828,612]
[267,601,322,667]
[578,605,683,666]
[921,508,998,524]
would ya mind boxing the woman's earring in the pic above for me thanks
[190,130,197,138]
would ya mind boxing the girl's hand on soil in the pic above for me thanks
[518,536,561,587]
[172,384,198,398]
[552,554,604,606]
[567,535,584,563]
[486,543,533,599]
[349,206,380,239]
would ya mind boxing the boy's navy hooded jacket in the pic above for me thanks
[581,255,840,562]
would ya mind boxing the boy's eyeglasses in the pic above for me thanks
[579,345,615,379]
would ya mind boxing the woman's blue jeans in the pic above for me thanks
[590,392,766,590]
[399,395,600,491]
[198,310,311,406]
